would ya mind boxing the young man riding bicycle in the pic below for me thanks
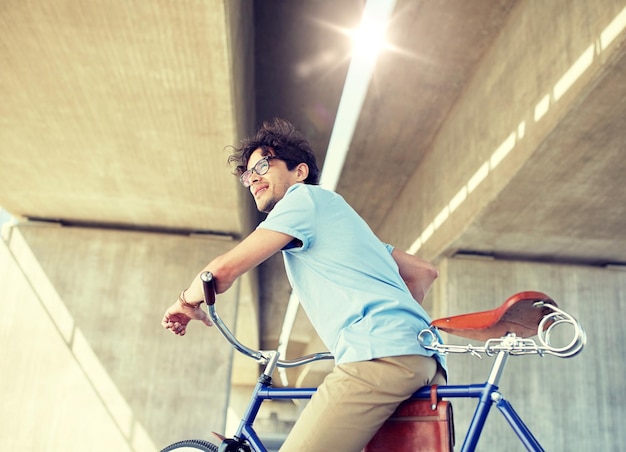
[162,118,447,452]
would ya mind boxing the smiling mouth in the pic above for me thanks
[254,187,268,197]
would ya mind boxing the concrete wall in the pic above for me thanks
[4,229,622,451]
[0,223,240,451]
[432,256,626,451]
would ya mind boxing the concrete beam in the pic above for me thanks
[379,0,626,262]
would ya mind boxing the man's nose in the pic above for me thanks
[249,171,261,186]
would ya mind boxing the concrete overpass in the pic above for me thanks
[1,1,625,450]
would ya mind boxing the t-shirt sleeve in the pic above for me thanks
[257,184,316,251]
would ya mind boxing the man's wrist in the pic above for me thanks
[178,290,203,309]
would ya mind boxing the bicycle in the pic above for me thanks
[161,272,586,452]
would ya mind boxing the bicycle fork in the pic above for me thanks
[461,350,544,452]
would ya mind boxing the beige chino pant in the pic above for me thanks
[280,355,446,452]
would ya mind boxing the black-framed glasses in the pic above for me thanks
[239,156,280,187]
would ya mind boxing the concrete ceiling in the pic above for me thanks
[2,1,625,382]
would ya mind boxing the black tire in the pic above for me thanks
[160,438,219,452]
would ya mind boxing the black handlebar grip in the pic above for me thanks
[201,271,216,306]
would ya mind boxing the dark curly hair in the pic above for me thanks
[228,118,320,185]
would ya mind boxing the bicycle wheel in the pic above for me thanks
[160,438,219,452]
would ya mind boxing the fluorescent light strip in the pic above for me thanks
[319,0,397,191]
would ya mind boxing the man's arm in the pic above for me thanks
[161,228,294,335]
[391,248,439,304]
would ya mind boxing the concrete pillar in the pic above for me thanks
[432,255,626,450]
[1,223,242,450]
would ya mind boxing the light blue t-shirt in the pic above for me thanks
[258,183,446,372]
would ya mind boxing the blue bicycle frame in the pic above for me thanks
[230,348,542,452]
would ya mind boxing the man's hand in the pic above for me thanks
[161,228,294,336]
[391,248,439,304]
[161,299,213,336]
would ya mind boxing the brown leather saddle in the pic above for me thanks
[431,291,556,342]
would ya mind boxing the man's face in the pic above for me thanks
[246,148,302,213]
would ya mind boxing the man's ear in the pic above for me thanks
[295,163,309,182]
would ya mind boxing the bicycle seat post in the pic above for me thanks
[487,335,513,386]
[461,334,514,451]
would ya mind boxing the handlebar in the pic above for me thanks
[201,271,216,305]
[201,271,334,367]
